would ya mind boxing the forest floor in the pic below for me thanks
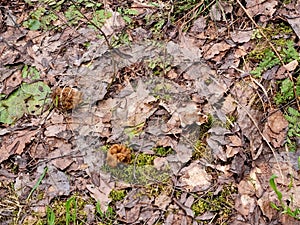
[0,0,300,224]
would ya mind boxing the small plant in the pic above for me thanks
[274,75,299,151]
[96,201,116,225]
[275,76,300,105]
[249,23,299,77]
[46,206,55,225]
[26,167,48,201]
[65,196,77,225]
[250,48,280,77]
[269,174,300,220]
[88,9,112,30]
[281,40,300,63]
[118,8,138,24]
[284,107,300,151]
[147,57,172,76]
[64,5,83,26]
[23,6,58,30]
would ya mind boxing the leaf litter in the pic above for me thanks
[0,0,300,224]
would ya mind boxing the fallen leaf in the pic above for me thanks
[190,16,206,33]
[179,163,212,192]
[262,111,288,148]
[246,0,278,18]
[0,129,38,163]
[231,30,253,43]
[235,194,256,216]
[209,1,233,21]
[284,59,298,72]
[154,192,172,210]
[44,164,70,201]
[101,11,126,37]
[287,17,300,40]
[203,41,231,59]
[86,175,114,212]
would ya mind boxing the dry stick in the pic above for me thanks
[236,0,283,63]
[236,0,300,110]
[232,66,273,110]
[234,100,284,179]
[69,0,112,49]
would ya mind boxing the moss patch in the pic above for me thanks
[192,184,237,224]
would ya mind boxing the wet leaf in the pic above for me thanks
[0,81,51,125]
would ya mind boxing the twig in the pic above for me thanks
[69,0,112,49]
[236,0,283,63]
[234,100,284,179]
[236,0,300,110]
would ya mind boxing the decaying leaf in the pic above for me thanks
[246,0,278,18]
[86,174,114,212]
[287,17,300,40]
[203,41,231,60]
[262,111,288,148]
[235,194,256,217]
[0,129,38,163]
[179,162,212,192]
[231,30,253,43]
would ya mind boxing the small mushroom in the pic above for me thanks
[51,86,82,111]
[106,144,131,168]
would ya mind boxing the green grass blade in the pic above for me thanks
[269,174,283,202]
[26,167,48,201]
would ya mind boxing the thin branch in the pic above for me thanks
[69,0,112,49]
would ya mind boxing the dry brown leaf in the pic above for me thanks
[262,111,288,148]
[190,16,206,33]
[284,59,298,72]
[101,11,126,37]
[0,129,38,163]
[226,146,240,158]
[203,41,231,59]
[154,193,172,210]
[2,70,23,95]
[86,176,114,212]
[179,163,212,192]
[257,192,278,220]
[246,0,278,18]
[228,135,243,147]
[153,157,169,171]
[287,17,300,40]
[44,164,70,200]
[231,30,253,43]
[235,194,256,216]
[209,1,233,21]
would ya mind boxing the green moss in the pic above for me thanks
[133,153,156,166]
[109,189,127,202]
[192,114,214,160]
[101,152,170,184]
[153,146,174,157]
[143,182,172,198]
[124,123,145,140]
[192,184,236,224]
